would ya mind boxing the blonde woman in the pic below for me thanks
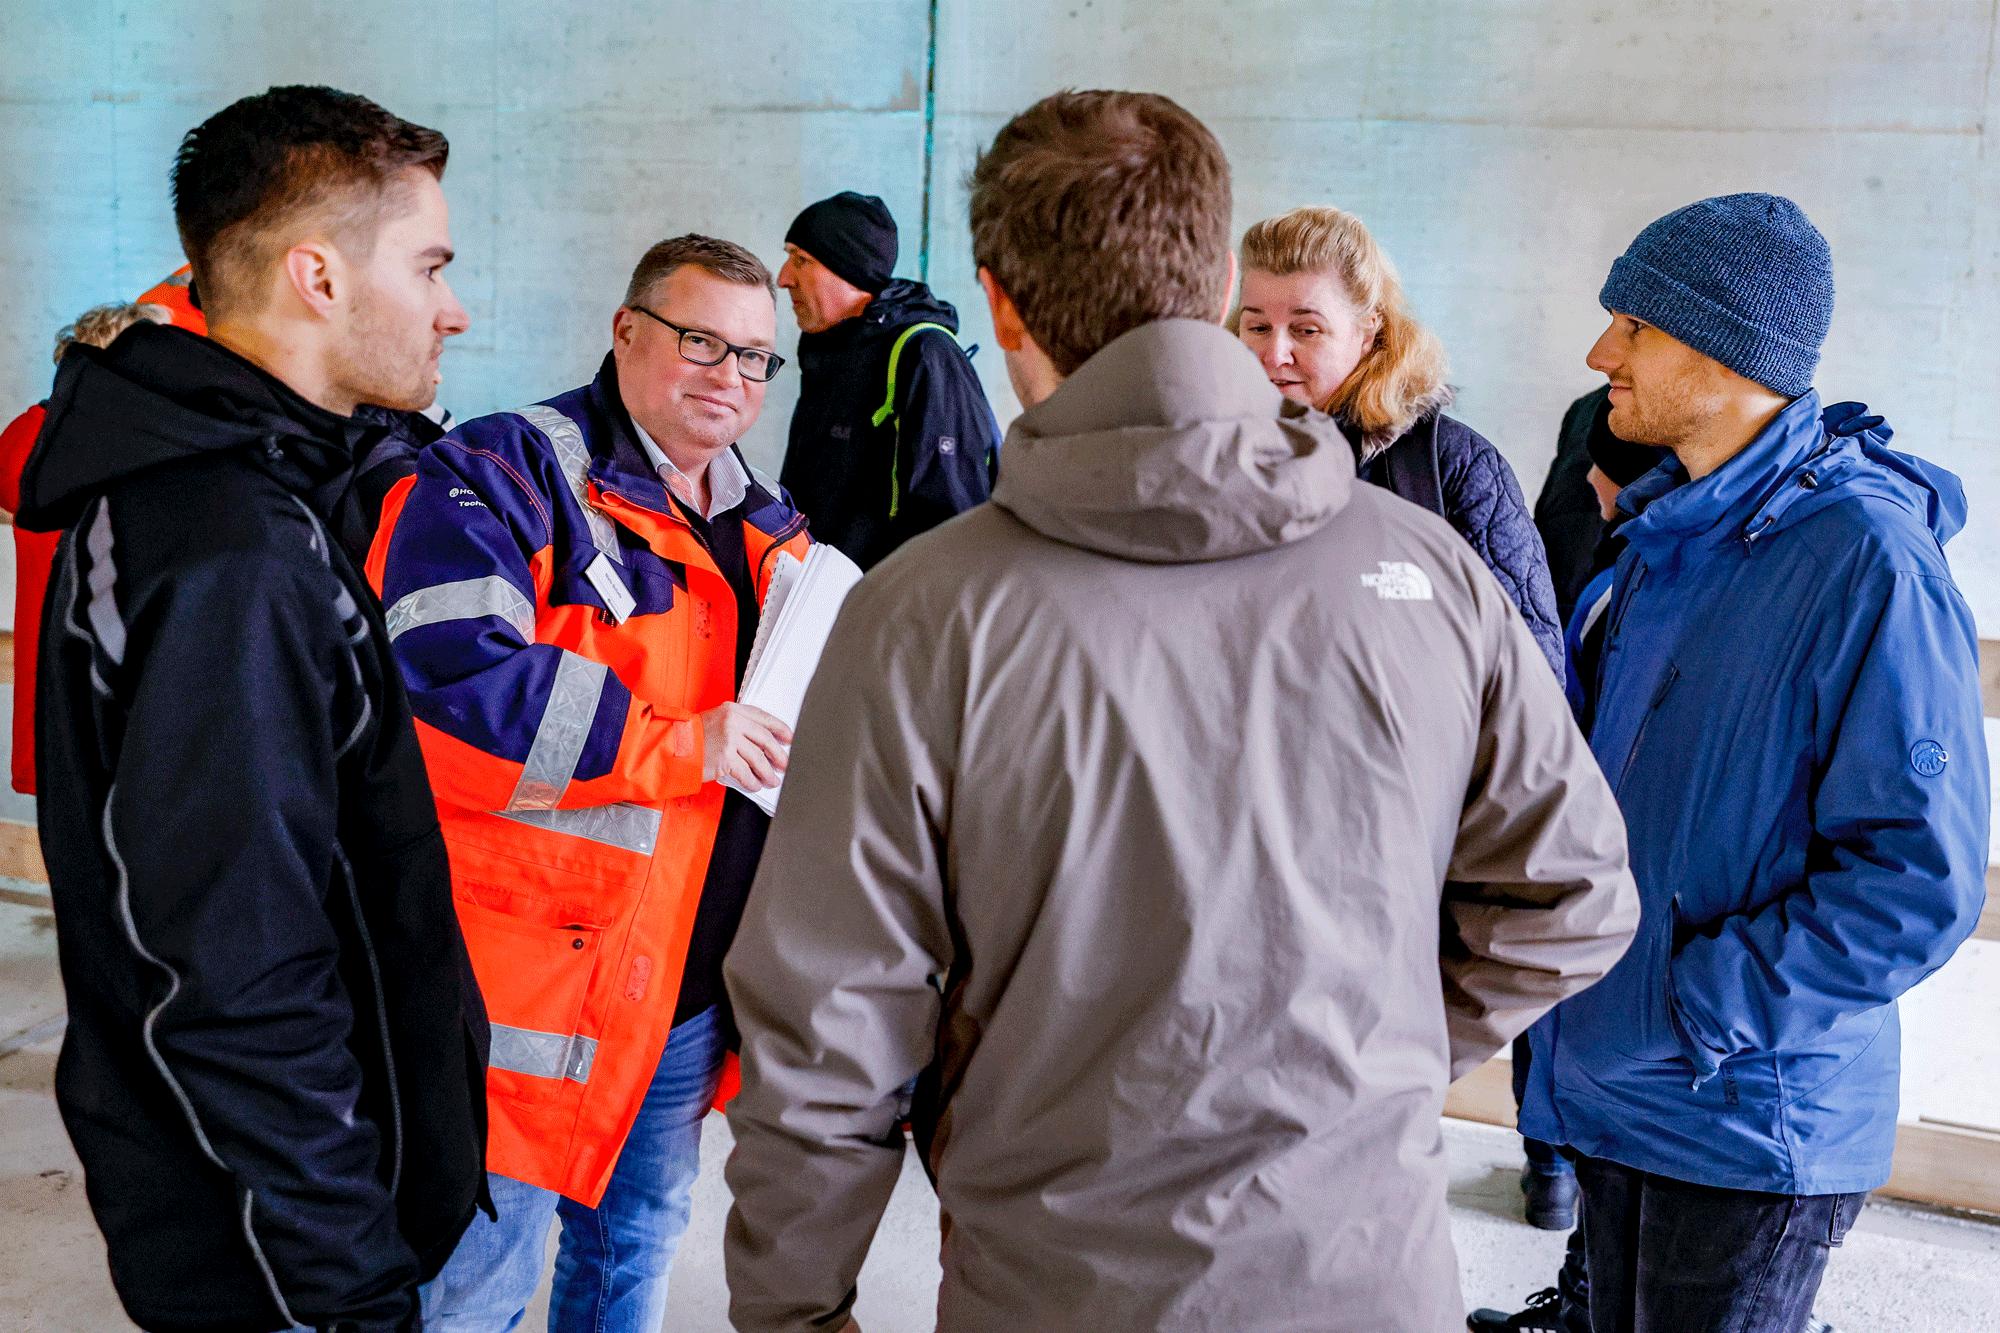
[1235,206,1562,672]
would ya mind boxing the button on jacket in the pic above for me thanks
[1521,392,1990,1196]
[371,356,809,1207]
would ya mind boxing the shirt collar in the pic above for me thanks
[630,419,749,520]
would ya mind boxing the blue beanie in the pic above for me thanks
[1599,193,1833,397]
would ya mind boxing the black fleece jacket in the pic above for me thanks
[780,279,999,569]
[17,322,488,1333]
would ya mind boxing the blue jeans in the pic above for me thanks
[420,1005,727,1332]
[1575,1154,1865,1333]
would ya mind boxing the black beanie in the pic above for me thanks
[785,192,898,294]
[1583,389,1670,487]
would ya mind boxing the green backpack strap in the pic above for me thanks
[870,322,958,520]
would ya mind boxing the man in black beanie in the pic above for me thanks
[777,191,999,569]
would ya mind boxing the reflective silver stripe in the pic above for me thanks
[505,650,607,811]
[516,404,621,565]
[385,576,535,643]
[492,802,661,855]
[85,499,126,666]
[488,1023,598,1083]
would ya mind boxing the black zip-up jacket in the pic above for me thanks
[779,279,999,569]
[16,322,489,1333]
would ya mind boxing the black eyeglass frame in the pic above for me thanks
[628,304,786,382]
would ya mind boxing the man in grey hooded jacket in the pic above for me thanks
[721,90,1641,1333]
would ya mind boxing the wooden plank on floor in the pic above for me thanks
[1980,867,2000,944]
[1982,637,1999,719]
[1883,1121,2000,1214]
[1444,1055,1516,1128]
[0,820,45,884]
[1446,1057,2000,1215]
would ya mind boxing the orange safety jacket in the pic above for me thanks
[369,358,808,1205]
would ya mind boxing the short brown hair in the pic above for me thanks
[53,302,171,364]
[624,235,776,307]
[171,86,449,322]
[1235,206,1450,450]
[968,91,1232,377]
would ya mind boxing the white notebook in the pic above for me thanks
[720,542,864,815]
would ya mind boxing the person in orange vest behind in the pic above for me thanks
[135,263,208,334]
[371,233,809,1332]
[0,299,173,794]
[1,264,461,800]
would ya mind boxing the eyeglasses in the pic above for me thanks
[629,305,785,382]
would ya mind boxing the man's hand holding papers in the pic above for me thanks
[701,702,792,790]
[719,541,865,814]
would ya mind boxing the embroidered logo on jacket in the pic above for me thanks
[1910,740,1949,777]
[1361,561,1434,601]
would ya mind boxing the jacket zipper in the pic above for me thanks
[754,512,810,590]
[1615,663,1680,796]
[1605,561,1647,641]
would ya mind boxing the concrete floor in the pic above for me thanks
[4,889,1999,1332]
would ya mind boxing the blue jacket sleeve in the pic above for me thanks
[1667,569,1990,1072]
[378,425,702,812]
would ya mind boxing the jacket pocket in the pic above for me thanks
[453,880,613,1107]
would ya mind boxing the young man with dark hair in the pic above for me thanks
[776,191,998,569]
[1510,196,1988,1333]
[720,89,1640,1333]
[16,85,486,1333]
[373,233,810,1332]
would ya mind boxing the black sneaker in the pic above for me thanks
[1806,1318,1836,1333]
[1467,1287,1570,1332]
[1521,1160,1578,1230]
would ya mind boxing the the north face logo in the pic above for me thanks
[1361,561,1434,601]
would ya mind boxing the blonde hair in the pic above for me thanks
[1235,206,1449,449]
[53,302,171,364]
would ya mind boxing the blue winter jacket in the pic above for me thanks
[1519,391,1989,1195]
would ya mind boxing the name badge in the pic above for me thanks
[584,552,636,625]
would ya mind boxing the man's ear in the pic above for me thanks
[978,267,1027,353]
[282,239,343,320]
[611,306,638,353]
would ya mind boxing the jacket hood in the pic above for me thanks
[17,321,364,532]
[990,319,1355,563]
[1615,390,1965,570]
[795,278,960,373]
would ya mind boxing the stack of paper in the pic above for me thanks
[721,541,864,815]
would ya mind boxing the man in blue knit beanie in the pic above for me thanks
[1496,195,1990,1333]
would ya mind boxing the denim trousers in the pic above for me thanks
[1575,1154,1866,1333]
[419,1004,727,1332]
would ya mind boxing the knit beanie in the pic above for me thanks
[1598,193,1833,397]
[785,192,898,294]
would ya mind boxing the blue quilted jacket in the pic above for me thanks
[1360,412,1564,673]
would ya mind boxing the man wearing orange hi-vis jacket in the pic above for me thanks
[368,234,810,1332]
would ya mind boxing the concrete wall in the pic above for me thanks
[3,1,1997,633]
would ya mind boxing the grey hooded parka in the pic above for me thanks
[722,320,1639,1333]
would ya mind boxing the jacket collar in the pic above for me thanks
[991,319,1355,564]
[18,321,366,532]
[1615,390,1826,569]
